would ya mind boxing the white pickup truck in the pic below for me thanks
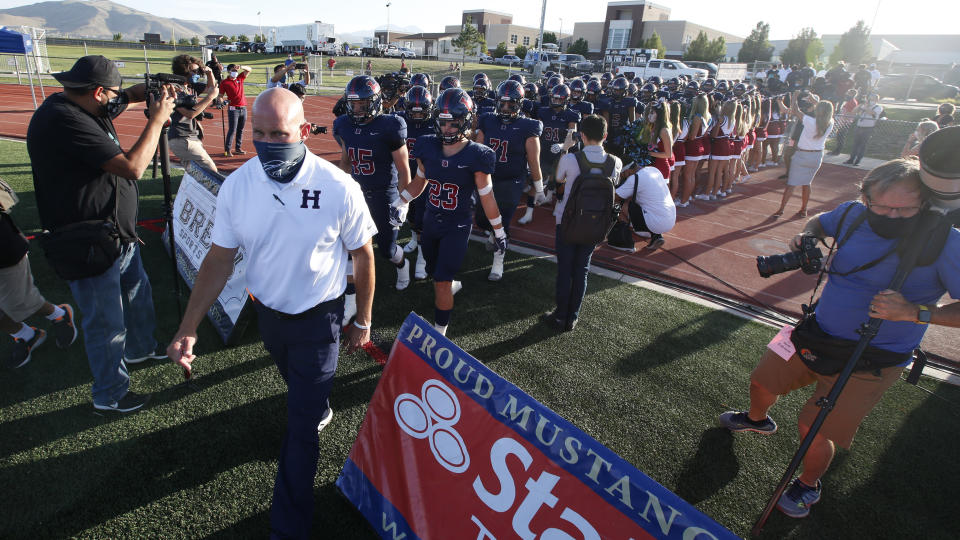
[615,59,708,81]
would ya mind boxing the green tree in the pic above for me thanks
[567,38,588,56]
[493,41,508,58]
[451,15,486,64]
[643,31,665,59]
[112,32,122,41]
[781,28,824,66]
[706,36,726,63]
[177,37,190,46]
[738,21,773,63]
[829,20,872,66]
[683,31,711,61]
[515,44,528,61]
[237,34,250,42]
[229,35,237,42]
[542,32,557,45]
[190,35,200,46]
[218,36,229,44]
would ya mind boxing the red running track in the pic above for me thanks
[1,85,952,362]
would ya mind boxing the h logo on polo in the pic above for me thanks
[394,379,470,474]
[441,159,449,168]
[301,189,322,209]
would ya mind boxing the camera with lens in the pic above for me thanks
[757,235,824,278]
[294,63,308,70]
[310,124,327,135]
[144,73,194,107]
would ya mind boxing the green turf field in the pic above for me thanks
[0,138,958,538]
[4,44,523,96]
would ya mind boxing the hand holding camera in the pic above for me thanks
[147,84,177,121]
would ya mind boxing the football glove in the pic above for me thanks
[493,227,508,255]
[389,198,409,227]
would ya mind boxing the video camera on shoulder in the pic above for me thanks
[143,73,196,108]
[757,235,824,278]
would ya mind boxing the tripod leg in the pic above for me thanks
[152,145,159,179]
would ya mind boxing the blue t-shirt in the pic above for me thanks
[333,113,407,190]
[537,106,581,163]
[605,97,637,135]
[477,112,542,181]
[396,111,436,178]
[411,135,496,225]
[816,201,960,353]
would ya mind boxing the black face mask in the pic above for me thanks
[866,211,921,239]
[100,90,129,118]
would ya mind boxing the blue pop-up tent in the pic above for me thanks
[0,27,40,108]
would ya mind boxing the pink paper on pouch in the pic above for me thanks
[767,325,797,360]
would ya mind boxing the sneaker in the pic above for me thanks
[718,411,778,434]
[748,167,759,173]
[646,235,665,250]
[842,159,854,165]
[694,194,711,201]
[451,280,462,296]
[234,149,247,155]
[541,310,564,330]
[93,391,151,413]
[396,258,411,290]
[709,194,717,201]
[633,230,652,238]
[564,318,578,332]
[414,247,427,279]
[488,252,505,282]
[518,207,534,225]
[673,197,681,205]
[51,304,78,348]
[224,150,232,157]
[317,407,334,432]
[718,191,727,197]
[607,243,636,253]
[676,201,690,208]
[433,323,448,336]
[125,348,168,365]
[403,236,419,253]
[777,478,822,518]
[11,328,46,369]
[777,173,789,180]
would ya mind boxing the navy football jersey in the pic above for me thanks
[475,96,497,116]
[477,112,543,180]
[333,113,407,190]
[537,106,581,162]
[605,97,637,135]
[411,135,496,225]
[396,111,436,178]
[571,100,594,120]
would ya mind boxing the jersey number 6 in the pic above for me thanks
[427,180,460,210]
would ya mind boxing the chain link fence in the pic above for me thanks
[826,113,920,162]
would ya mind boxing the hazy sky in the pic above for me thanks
[0,0,953,39]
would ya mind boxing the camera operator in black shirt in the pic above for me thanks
[26,55,176,413]
[168,54,219,172]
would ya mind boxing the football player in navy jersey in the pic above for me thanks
[376,73,402,114]
[520,83,580,225]
[397,85,436,280]
[568,79,595,119]
[333,75,412,309]
[475,80,544,281]
[522,82,540,119]
[471,77,497,116]
[601,77,638,159]
[389,88,508,336]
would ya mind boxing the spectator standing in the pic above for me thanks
[1,207,78,368]
[779,63,792,82]
[167,55,219,171]
[220,63,252,157]
[900,120,938,159]
[853,64,871,96]
[829,89,859,156]
[167,89,376,538]
[27,56,175,413]
[366,59,373,75]
[327,56,336,74]
[869,63,882,88]
[774,94,834,217]
[845,93,883,166]
[934,103,955,129]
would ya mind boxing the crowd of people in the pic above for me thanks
[4,53,958,537]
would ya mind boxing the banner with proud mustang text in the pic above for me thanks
[336,313,737,540]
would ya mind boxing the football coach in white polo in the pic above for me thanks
[166,87,376,539]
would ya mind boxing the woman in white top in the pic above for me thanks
[773,93,834,217]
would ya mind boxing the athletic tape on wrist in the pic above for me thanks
[533,180,544,193]
[477,183,493,196]
[399,189,413,204]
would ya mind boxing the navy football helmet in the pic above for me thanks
[439,75,461,91]
[585,79,602,99]
[684,80,700,99]
[701,78,716,93]
[640,82,657,102]
[600,72,613,85]
[550,83,571,110]
[404,85,434,124]
[568,79,587,103]
[473,77,491,99]
[523,82,539,100]
[611,77,630,100]
[733,82,746,97]
[508,73,526,85]
[473,72,488,83]
[410,73,431,88]
[344,75,382,125]
[496,80,524,123]
[434,88,474,144]
[647,75,663,87]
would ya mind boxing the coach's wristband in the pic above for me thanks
[353,320,371,330]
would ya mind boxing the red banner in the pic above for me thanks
[337,313,736,540]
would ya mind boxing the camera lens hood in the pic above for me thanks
[918,126,960,210]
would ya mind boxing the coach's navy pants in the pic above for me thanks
[255,297,343,540]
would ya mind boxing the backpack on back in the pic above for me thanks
[560,152,619,245]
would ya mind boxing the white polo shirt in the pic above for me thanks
[211,151,377,314]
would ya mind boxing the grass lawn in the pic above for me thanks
[1,138,958,538]
[9,44,524,97]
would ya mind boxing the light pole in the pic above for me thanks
[258,11,262,44]
[385,2,392,49]
[559,18,563,52]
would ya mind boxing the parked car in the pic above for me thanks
[397,47,417,59]
[345,48,361,57]
[479,54,494,64]
[683,61,718,78]
[616,59,708,81]
[876,74,960,101]
[496,55,521,66]
[523,50,559,71]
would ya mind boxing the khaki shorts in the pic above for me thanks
[751,348,903,449]
[168,137,218,173]
[0,254,46,322]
